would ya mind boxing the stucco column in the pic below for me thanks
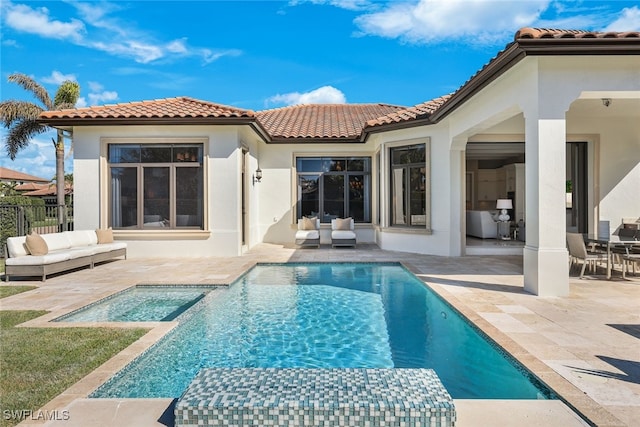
[449,141,465,256]
[523,114,569,296]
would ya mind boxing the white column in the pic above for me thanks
[449,142,465,256]
[523,112,569,296]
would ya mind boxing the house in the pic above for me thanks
[38,28,640,296]
[0,167,49,188]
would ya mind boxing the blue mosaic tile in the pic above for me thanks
[175,368,455,426]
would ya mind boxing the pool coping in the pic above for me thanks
[12,259,624,427]
[399,260,622,427]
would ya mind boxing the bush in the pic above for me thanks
[0,196,45,254]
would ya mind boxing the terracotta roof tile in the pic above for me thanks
[15,182,49,191]
[365,96,452,128]
[256,103,406,140]
[515,27,640,40]
[0,167,49,183]
[22,184,72,197]
[39,97,255,120]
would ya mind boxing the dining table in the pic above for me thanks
[583,234,640,279]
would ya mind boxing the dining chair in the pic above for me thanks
[566,232,609,279]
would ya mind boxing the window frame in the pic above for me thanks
[105,139,206,231]
[386,140,431,231]
[295,156,372,223]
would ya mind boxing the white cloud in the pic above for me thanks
[2,1,85,41]
[167,39,188,54]
[1,1,241,65]
[353,0,550,45]
[603,6,640,31]
[88,91,118,106]
[267,86,347,106]
[290,0,375,11]
[75,81,119,108]
[41,70,77,85]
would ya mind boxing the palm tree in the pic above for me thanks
[0,73,80,229]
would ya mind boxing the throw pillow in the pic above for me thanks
[96,228,114,244]
[334,217,352,230]
[25,232,48,256]
[301,217,316,230]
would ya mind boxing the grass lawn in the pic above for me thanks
[0,311,148,427]
[0,286,36,299]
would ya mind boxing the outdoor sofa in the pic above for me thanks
[4,229,127,282]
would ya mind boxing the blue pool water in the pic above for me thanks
[91,263,554,400]
[55,286,208,322]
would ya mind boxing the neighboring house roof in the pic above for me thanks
[256,104,406,142]
[0,167,49,184]
[21,183,72,197]
[15,182,48,191]
[37,28,639,142]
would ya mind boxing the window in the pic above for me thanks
[108,144,204,229]
[296,157,371,223]
[390,144,427,227]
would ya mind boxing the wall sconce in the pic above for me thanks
[253,167,262,185]
[602,98,611,107]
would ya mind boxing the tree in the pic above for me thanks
[0,73,80,229]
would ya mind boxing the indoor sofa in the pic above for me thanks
[4,230,127,282]
[466,210,498,239]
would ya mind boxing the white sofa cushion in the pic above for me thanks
[331,230,356,240]
[91,242,128,254]
[295,230,320,239]
[65,230,98,247]
[66,247,97,259]
[5,251,71,266]
[42,233,72,251]
[7,236,29,258]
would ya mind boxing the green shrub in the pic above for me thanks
[0,197,45,252]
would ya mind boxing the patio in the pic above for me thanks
[2,243,638,427]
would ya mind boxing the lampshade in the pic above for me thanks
[496,199,512,209]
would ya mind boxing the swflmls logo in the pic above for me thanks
[2,409,70,421]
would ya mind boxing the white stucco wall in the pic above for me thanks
[257,142,377,245]
[72,124,258,258]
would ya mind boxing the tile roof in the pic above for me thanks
[515,27,640,40]
[0,167,49,183]
[365,96,452,129]
[38,97,255,120]
[22,184,72,197]
[256,103,406,141]
[15,182,49,191]
[36,28,638,140]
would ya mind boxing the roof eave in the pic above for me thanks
[430,38,640,123]
[37,116,272,143]
[267,136,365,144]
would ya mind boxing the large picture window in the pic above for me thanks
[296,157,371,223]
[390,144,427,227]
[108,143,204,229]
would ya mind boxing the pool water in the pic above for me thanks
[55,286,209,322]
[91,263,554,400]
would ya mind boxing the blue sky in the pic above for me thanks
[2,0,639,180]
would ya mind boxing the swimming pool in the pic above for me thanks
[55,286,210,322]
[91,263,554,400]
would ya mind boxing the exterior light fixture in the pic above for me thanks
[253,167,262,184]
[602,98,612,107]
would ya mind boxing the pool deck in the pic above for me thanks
[1,243,638,427]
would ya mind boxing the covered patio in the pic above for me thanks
[2,244,638,426]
